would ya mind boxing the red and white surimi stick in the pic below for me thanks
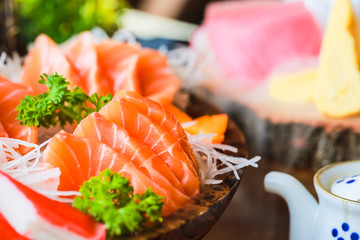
[0,212,30,240]
[0,170,106,240]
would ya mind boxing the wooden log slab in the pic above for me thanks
[192,81,360,171]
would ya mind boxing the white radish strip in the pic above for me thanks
[0,52,23,82]
[16,168,60,185]
[39,190,81,196]
[204,179,223,185]
[0,137,38,147]
[112,29,138,45]
[181,121,197,128]
[0,137,68,201]
[210,143,238,153]
[188,132,261,184]
[37,190,81,203]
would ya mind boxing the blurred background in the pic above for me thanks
[0,0,234,54]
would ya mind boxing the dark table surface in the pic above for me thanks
[202,158,316,240]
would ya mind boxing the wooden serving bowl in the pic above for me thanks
[119,93,248,240]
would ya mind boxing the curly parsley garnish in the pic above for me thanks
[73,169,164,236]
[16,73,113,128]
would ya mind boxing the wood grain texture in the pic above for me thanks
[193,85,360,171]
[116,94,248,240]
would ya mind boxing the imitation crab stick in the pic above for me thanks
[0,212,30,240]
[0,170,106,240]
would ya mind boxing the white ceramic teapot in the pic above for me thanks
[264,161,360,240]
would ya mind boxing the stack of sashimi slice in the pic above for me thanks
[40,90,200,216]
[21,32,180,106]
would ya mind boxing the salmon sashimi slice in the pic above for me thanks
[96,40,180,105]
[114,90,198,171]
[0,75,38,154]
[0,122,8,138]
[20,32,180,107]
[99,98,200,197]
[62,31,112,95]
[41,131,126,191]
[96,40,142,94]
[20,34,82,94]
[136,48,180,105]
[73,112,186,194]
[41,131,188,215]
[120,162,189,216]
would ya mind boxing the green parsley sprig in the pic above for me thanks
[16,73,113,128]
[73,169,164,236]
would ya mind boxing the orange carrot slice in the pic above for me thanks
[164,104,193,123]
[164,104,228,143]
[185,114,228,143]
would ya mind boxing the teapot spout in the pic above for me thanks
[264,171,318,240]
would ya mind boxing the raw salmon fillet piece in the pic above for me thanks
[99,98,200,197]
[0,75,38,154]
[74,112,187,195]
[20,33,180,106]
[119,161,190,215]
[96,40,142,94]
[136,48,180,105]
[41,131,189,215]
[21,34,82,94]
[0,123,8,138]
[63,31,112,95]
[115,90,198,171]
[96,40,180,105]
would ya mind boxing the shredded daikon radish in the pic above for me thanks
[0,137,78,202]
[187,132,261,185]
[112,29,138,45]
[37,190,81,203]
[90,27,138,45]
[180,121,197,128]
[0,52,23,82]
[91,26,110,42]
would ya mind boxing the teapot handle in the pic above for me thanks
[265,171,318,240]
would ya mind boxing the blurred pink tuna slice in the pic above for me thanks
[0,170,106,240]
[191,1,322,87]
